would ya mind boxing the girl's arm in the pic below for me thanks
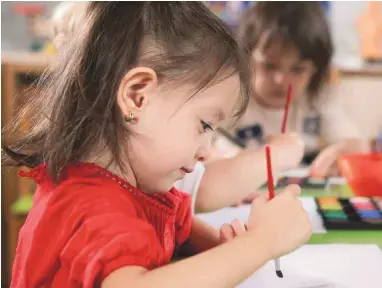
[196,148,269,212]
[102,230,269,288]
[195,133,304,212]
[179,217,220,256]
[310,91,373,175]
[310,138,373,176]
[102,185,311,288]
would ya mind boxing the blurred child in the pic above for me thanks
[47,1,306,213]
[229,2,374,177]
[3,3,311,287]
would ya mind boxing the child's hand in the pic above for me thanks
[246,184,312,259]
[310,139,371,177]
[310,143,342,177]
[267,133,305,171]
[219,219,247,244]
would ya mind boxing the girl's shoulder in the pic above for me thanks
[20,163,145,216]
[308,85,342,114]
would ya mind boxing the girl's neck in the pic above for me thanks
[85,149,137,188]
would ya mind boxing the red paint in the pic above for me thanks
[352,201,375,211]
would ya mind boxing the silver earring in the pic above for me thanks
[124,112,134,123]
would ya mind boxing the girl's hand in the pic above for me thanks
[246,185,311,259]
[310,139,371,177]
[219,219,247,244]
[310,143,342,177]
[267,132,305,171]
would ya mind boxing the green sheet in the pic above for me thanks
[309,231,382,249]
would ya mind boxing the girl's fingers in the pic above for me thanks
[219,223,235,243]
[231,219,247,236]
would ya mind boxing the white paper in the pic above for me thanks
[238,245,382,288]
[299,198,327,234]
[281,167,310,178]
[197,197,327,234]
[326,177,347,185]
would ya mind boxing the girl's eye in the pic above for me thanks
[264,62,278,71]
[291,66,306,75]
[200,120,213,133]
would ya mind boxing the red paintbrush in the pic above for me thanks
[265,145,275,200]
[265,145,283,278]
[281,84,292,134]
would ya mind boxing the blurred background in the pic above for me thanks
[0,1,378,66]
[1,1,382,287]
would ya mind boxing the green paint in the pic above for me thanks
[323,211,348,219]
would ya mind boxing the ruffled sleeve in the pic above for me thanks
[60,200,163,288]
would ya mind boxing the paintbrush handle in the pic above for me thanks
[281,84,292,134]
[265,145,275,199]
[272,175,282,277]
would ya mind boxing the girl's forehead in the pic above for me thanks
[253,41,315,67]
[193,75,241,109]
[255,34,301,60]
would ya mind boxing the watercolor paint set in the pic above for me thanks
[277,176,328,189]
[315,196,382,230]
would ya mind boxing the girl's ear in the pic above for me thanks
[117,67,158,122]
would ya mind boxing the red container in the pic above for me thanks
[338,153,382,197]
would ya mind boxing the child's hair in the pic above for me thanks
[2,2,251,182]
[238,2,333,100]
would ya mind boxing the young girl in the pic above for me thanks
[226,2,375,177]
[47,1,306,213]
[4,3,311,287]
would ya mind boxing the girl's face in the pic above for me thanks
[117,68,241,194]
[252,37,316,109]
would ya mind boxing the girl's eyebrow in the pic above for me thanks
[253,49,313,66]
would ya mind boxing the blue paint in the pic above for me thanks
[358,210,382,219]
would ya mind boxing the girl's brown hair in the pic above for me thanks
[2,2,251,182]
[238,2,333,100]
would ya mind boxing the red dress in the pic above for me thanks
[11,162,192,288]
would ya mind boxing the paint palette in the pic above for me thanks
[277,176,327,189]
[316,197,382,230]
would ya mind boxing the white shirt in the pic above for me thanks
[174,162,205,214]
[221,90,364,153]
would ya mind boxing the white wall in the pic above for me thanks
[330,1,368,66]
[336,76,382,138]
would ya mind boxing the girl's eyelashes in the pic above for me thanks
[200,120,213,133]
[264,62,277,72]
[291,65,306,75]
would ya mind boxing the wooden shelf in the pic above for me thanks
[2,51,53,68]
